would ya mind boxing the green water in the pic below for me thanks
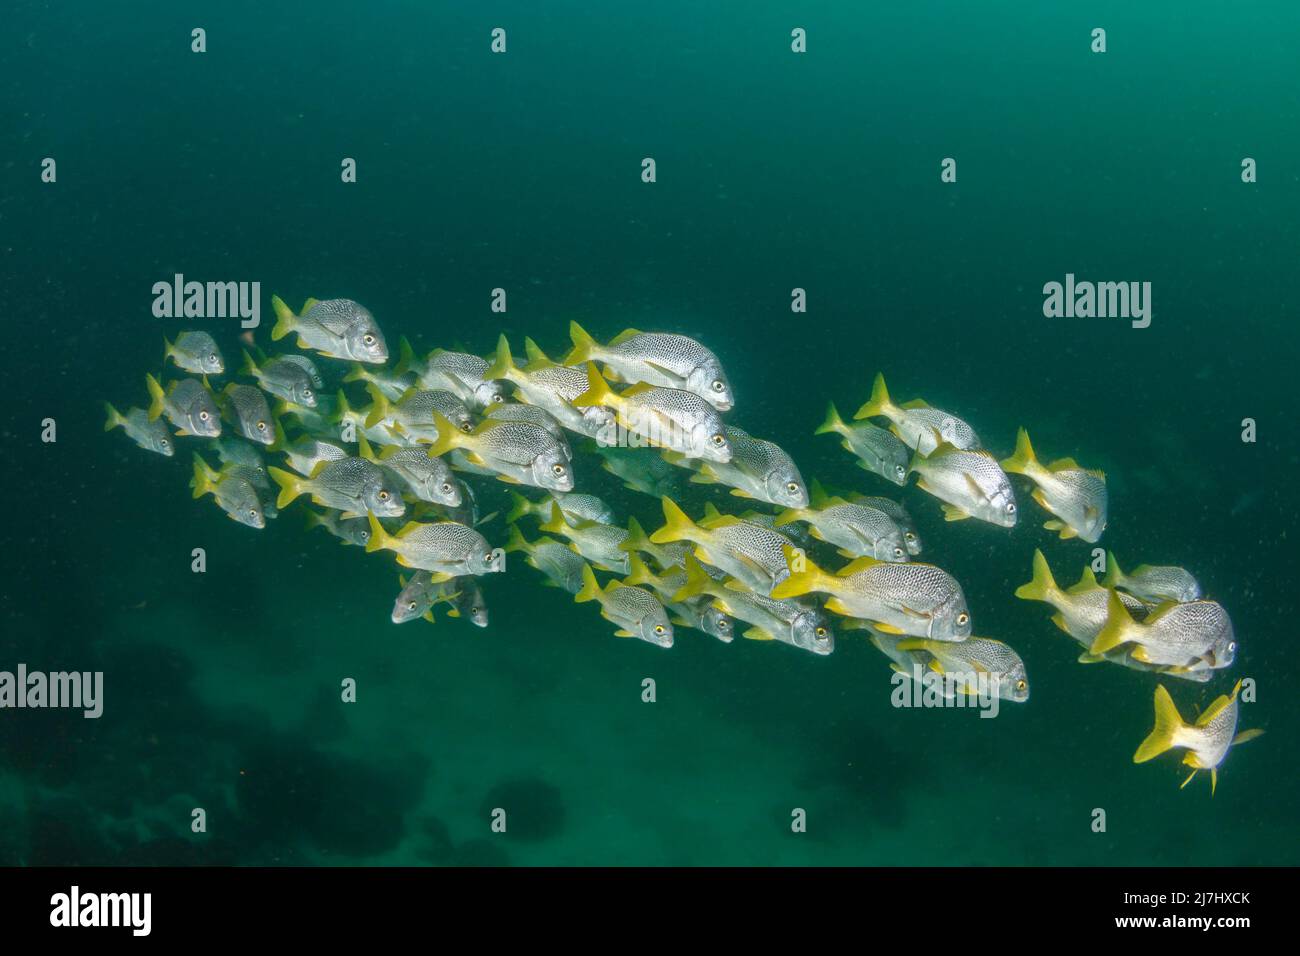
[3,1,1297,866]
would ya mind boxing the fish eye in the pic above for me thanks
[786,482,800,494]
[471,607,479,615]
[654,624,666,635]
[710,433,724,446]
[199,411,210,421]
[303,388,313,399]
[957,612,970,626]
[407,601,417,611]
[378,491,390,501]
[1006,502,1016,513]
[552,463,566,476]
[256,421,267,431]
[717,619,730,630]
[249,509,257,518]
[815,626,828,639]
[160,439,169,447]
[484,552,494,562]
[209,353,218,362]
[460,421,474,432]
[363,334,376,346]
[1228,641,1237,652]
[1016,679,1027,692]
[894,547,904,558]
[491,394,505,404]
[441,483,453,494]
[360,531,369,540]
[895,465,907,478]
[711,380,725,392]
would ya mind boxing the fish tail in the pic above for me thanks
[537,501,570,535]
[852,372,892,421]
[342,363,367,384]
[650,497,698,545]
[392,335,418,379]
[190,454,218,499]
[1134,685,1185,763]
[145,373,166,421]
[272,418,289,450]
[365,512,391,553]
[239,349,259,379]
[504,492,535,523]
[303,509,327,531]
[564,320,599,365]
[522,336,552,368]
[363,383,389,429]
[1102,551,1124,589]
[1014,549,1060,603]
[332,389,351,427]
[1000,427,1040,476]
[103,402,124,432]
[815,401,846,436]
[773,508,800,527]
[503,522,530,554]
[483,334,517,382]
[162,335,175,364]
[571,362,616,410]
[621,515,651,553]
[769,544,831,600]
[624,552,656,587]
[269,466,307,510]
[269,294,295,341]
[424,411,464,458]
[1089,588,1138,655]
[808,477,831,508]
[670,553,712,602]
[356,433,376,462]
[574,563,602,603]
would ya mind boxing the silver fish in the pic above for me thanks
[566,321,734,411]
[270,295,388,364]
[164,331,224,374]
[221,383,276,446]
[854,373,981,455]
[146,374,221,437]
[910,443,1017,527]
[104,403,174,457]
[817,403,909,485]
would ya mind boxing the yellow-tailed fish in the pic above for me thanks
[1134,681,1263,794]
[1000,428,1107,542]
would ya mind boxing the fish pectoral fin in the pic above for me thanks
[940,504,971,522]
[1031,487,1051,510]
[643,360,678,379]
[742,627,776,641]
[872,622,906,635]
[1049,613,1070,634]
[613,629,636,638]
[1232,728,1265,746]
[1077,652,1105,664]
[1179,768,1199,790]
[1129,645,1153,663]
[824,597,853,617]
[727,488,753,498]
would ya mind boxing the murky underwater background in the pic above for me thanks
[2,1,1298,865]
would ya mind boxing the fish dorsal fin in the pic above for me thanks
[1087,468,1106,480]
[396,521,424,537]
[301,297,320,312]
[704,515,743,528]
[1142,600,1182,625]
[621,382,654,397]
[1195,692,1235,727]
[607,328,643,346]
[837,556,880,576]
[308,460,329,479]
[1047,457,1081,472]
[928,441,961,459]
[900,398,929,409]
[702,502,724,521]
[1069,567,1100,593]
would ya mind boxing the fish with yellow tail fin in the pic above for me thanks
[506,491,614,526]
[1103,552,1201,604]
[894,637,1030,703]
[622,553,735,643]
[163,331,224,374]
[848,494,922,555]
[649,497,792,595]
[145,373,221,437]
[220,383,277,446]
[675,426,808,508]
[1015,549,1152,649]
[483,335,616,439]
[362,384,473,443]
[574,564,674,648]
[425,410,574,492]
[775,486,909,562]
[364,513,502,576]
[391,570,460,624]
[670,555,832,654]
[573,364,732,463]
[908,443,1017,527]
[620,516,694,570]
[1000,428,1107,542]
[269,457,405,518]
[104,403,174,457]
[342,361,414,401]
[1090,588,1236,669]
[852,373,981,455]
[269,295,388,364]
[538,502,631,573]
[1134,682,1263,794]
[240,350,316,407]
[816,402,909,485]
[504,522,589,594]
[190,454,265,529]
[772,545,970,641]
[564,321,733,411]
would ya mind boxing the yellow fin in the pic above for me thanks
[1133,685,1185,763]
[940,504,972,522]
[852,372,892,421]
[269,294,296,341]
[649,497,699,545]
[742,627,776,641]
[1090,589,1138,655]
[574,563,602,603]
[564,320,599,365]
[1000,427,1038,476]
[1014,549,1059,603]
[268,466,307,510]
[1232,728,1264,746]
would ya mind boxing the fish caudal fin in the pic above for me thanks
[145,373,166,421]
[504,492,534,524]
[769,544,829,600]
[424,411,465,458]
[393,336,418,378]
[1000,427,1040,476]
[852,372,891,421]
[564,320,599,365]
[103,402,125,432]
[650,497,698,545]
[1102,551,1124,589]
[621,515,651,553]
[670,553,712,602]
[503,522,530,554]
[624,553,656,587]
[1014,549,1060,603]
[269,295,296,341]
[362,384,390,429]
[365,513,391,553]
[537,501,571,535]
[190,454,217,499]
[483,334,517,382]
[269,466,307,510]
[1133,685,1185,763]
[815,402,846,436]
[1089,588,1138,656]
[239,349,259,379]
[571,362,616,410]
[574,563,602,603]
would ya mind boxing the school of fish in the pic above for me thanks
[104,297,1261,793]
